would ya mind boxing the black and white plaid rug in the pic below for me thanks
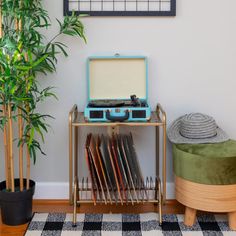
[25,212,236,236]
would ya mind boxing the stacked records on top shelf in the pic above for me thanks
[84,133,152,205]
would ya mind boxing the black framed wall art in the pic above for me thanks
[64,0,176,16]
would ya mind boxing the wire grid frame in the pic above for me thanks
[64,0,176,16]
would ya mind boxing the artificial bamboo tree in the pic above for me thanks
[0,0,86,193]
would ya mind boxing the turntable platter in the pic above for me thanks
[88,100,125,108]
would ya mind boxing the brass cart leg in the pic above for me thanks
[163,121,166,203]
[155,126,160,203]
[157,103,167,204]
[155,126,163,225]
[74,125,79,206]
[69,105,78,204]
[158,178,162,226]
[73,178,78,227]
[69,111,73,204]
[72,125,79,227]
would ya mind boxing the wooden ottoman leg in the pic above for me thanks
[228,211,236,230]
[184,207,197,226]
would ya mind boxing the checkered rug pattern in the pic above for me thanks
[25,212,236,236]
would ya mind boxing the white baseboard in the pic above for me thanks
[166,182,175,199]
[34,182,175,200]
[34,182,69,199]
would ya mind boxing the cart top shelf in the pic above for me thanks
[70,104,166,127]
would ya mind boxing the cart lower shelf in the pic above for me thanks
[72,176,163,226]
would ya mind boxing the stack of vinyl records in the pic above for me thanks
[84,133,149,205]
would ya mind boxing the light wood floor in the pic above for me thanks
[0,199,184,236]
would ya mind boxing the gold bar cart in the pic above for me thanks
[68,103,166,226]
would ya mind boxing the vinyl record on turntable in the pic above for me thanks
[88,100,125,108]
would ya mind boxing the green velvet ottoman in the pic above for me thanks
[173,140,236,230]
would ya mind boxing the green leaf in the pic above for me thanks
[15,65,32,71]
[29,128,35,146]
[55,43,68,57]
[35,126,45,143]
[32,54,48,68]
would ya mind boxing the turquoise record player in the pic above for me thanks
[84,55,151,122]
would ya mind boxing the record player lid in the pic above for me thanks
[87,56,148,101]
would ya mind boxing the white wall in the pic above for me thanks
[1,0,236,199]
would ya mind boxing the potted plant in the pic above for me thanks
[0,0,86,225]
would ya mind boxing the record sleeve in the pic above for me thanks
[118,135,138,202]
[107,137,123,204]
[115,134,133,203]
[96,135,112,204]
[126,133,143,182]
[123,135,138,182]
[100,135,116,199]
[88,134,107,203]
[111,135,126,201]
[85,134,97,204]
[126,133,148,200]
[123,134,141,199]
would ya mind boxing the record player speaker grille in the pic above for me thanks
[90,111,103,119]
[132,110,146,118]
